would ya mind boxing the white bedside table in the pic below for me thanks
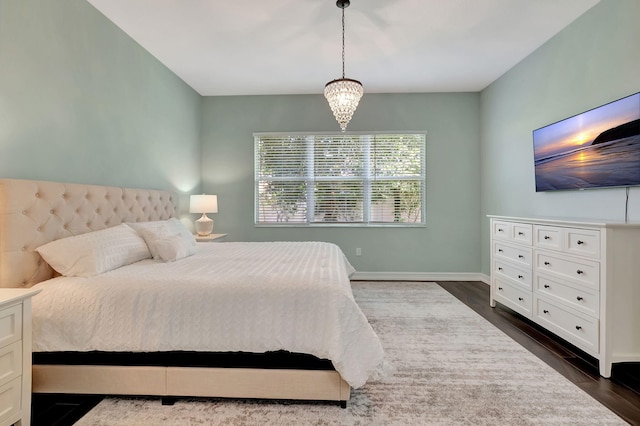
[195,233,227,242]
[0,288,41,426]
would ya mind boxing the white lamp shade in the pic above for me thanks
[189,194,218,214]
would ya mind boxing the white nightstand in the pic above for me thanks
[195,233,227,242]
[0,288,41,426]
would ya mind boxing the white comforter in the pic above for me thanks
[31,241,384,388]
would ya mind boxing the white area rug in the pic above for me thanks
[76,282,625,425]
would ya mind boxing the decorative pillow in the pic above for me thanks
[35,223,151,277]
[127,218,196,261]
[153,234,196,262]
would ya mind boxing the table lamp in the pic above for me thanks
[189,194,218,236]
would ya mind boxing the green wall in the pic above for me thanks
[201,93,481,274]
[0,0,201,195]
[480,0,640,275]
[5,0,634,278]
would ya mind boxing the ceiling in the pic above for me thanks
[87,0,600,96]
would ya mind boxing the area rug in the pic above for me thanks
[75,282,625,425]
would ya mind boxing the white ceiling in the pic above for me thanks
[87,0,600,96]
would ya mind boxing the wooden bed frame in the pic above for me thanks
[0,178,350,406]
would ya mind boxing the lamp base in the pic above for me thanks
[195,213,214,236]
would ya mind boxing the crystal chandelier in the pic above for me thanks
[324,0,363,132]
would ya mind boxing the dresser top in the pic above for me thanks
[0,288,41,307]
[487,215,640,229]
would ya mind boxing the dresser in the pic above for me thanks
[0,289,40,426]
[488,215,640,378]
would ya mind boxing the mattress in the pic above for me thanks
[31,241,385,388]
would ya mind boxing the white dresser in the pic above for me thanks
[489,215,640,378]
[0,289,40,426]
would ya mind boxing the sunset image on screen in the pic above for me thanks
[533,93,640,191]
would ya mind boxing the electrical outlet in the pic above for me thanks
[356,248,362,256]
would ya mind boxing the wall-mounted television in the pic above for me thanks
[533,92,640,192]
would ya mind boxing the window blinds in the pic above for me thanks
[255,133,425,225]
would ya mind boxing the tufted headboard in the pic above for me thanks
[0,179,177,288]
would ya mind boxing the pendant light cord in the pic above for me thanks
[341,6,346,79]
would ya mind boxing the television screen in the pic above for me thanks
[533,92,640,192]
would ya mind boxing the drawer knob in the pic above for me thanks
[518,275,524,279]
[498,228,504,232]
[543,284,550,289]
[576,270,584,275]
[543,309,549,314]
[518,297,524,301]
[576,296,584,301]
[544,261,550,266]
[498,249,503,253]
[575,325,582,331]
[518,255,524,259]
[577,240,584,245]
[518,232,524,236]
[498,267,503,271]
[544,235,550,240]
[498,287,503,291]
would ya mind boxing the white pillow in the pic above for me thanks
[153,234,196,262]
[128,218,196,260]
[36,224,151,277]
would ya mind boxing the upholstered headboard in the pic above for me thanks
[0,179,177,288]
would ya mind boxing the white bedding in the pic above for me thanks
[31,241,384,388]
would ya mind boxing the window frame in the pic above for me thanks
[254,131,427,228]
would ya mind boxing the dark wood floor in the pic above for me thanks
[31,281,640,425]
[31,393,103,426]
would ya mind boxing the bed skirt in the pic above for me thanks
[33,350,335,369]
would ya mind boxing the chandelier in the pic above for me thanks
[324,0,363,132]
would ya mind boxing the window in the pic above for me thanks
[255,133,426,226]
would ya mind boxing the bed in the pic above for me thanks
[0,178,385,406]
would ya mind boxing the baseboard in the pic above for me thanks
[351,272,490,283]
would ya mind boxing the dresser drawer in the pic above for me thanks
[492,221,513,241]
[535,275,599,318]
[533,296,598,354]
[494,259,532,290]
[0,305,21,349]
[0,376,21,426]
[535,251,599,290]
[492,220,532,244]
[512,223,533,245]
[565,228,600,259]
[494,279,532,318]
[0,341,21,388]
[494,241,532,267]
[534,225,562,250]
